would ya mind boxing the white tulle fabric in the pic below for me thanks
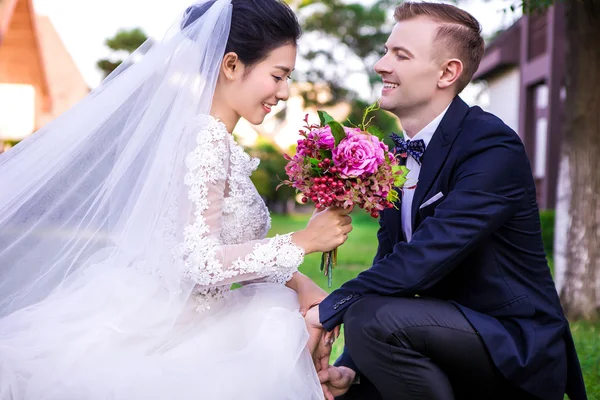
[0,0,322,398]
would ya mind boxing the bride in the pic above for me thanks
[0,0,352,398]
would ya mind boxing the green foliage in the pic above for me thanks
[105,28,148,53]
[290,0,395,113]
[316,110,346,145]
[2,139,21,147]
[96,60,122,77]
[346,99,400,149]
[515,0,559,14]
[456,0,559,15]
[570,321,600,399]
[97,28,148,78]
[329,121,346,146]
[318,110,336,126]
[539,209,555,257]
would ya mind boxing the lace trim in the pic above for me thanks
[221,135,271,243]
[232,233,304,284]
[192,285,230,312]
[180,116,229,287]
[180,116,304,311]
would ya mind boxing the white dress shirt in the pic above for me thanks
[402,105,451,241]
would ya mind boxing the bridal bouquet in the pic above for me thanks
[279,103,411,287]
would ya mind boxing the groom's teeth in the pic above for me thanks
[384,83,399,89]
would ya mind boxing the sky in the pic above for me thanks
[33,0,522,90]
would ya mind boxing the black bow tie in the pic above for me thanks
[390,133,426,165]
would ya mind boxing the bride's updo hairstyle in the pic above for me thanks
[182,0,301,72]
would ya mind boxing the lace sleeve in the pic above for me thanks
[179,118,304,289]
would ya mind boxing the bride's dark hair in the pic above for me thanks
[183,0,301,68]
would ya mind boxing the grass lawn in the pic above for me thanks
[269,212,600,399]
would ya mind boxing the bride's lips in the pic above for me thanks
[262,102,274,113]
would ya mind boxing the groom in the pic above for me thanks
[307,2,587,400]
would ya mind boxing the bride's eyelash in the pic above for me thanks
[273,76,293,82]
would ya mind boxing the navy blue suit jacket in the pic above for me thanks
[319,97,587,400]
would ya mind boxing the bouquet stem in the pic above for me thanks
[320,248,338,288]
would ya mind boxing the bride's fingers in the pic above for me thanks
[321,384,334,400]
[307,327,322,356]
[320,354,330,372]
[340,215,352,226]
[313,206,327,216]
[323,330,335,345]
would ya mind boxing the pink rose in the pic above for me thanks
[308,126,335,150]
[343,127,362,136]
[332,132,386,178]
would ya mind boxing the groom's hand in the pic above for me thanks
[318,366,355,400]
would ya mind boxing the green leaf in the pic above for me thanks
[309,157,323,174]
[328,121,346,147]
[391,165,409,187]
[318,110,336,126]
[386,190,399,204]
[367,125,386,140]
[319,149,332,159]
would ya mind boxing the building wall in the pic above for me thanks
[35,16,89,126]
[0,82,35,140]
[485,68,521,136]
[0,0,48,139]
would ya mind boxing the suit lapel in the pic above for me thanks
[410,96,470,231]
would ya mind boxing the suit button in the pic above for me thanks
[333,304,339,310]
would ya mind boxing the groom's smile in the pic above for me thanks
[374,17,447,118]
[382,81,399,92]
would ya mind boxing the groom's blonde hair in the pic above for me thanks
[394,2,485,93]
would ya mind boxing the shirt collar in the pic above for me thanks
[411,103,451,148]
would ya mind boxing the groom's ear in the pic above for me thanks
[437,59,463,90]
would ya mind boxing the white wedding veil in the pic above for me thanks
[0,0,231,327]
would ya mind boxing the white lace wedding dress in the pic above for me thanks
[0,116,323,400]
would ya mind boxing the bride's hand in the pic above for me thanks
[305,307,340,372]
[291,206,353,254]
[313,331,334,372]
[292,273,328,317]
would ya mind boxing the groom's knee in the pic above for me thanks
[343,297,389,350]
[343,296,422,352]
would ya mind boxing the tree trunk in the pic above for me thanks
[559,0,600,320]
[553,154,569,295]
